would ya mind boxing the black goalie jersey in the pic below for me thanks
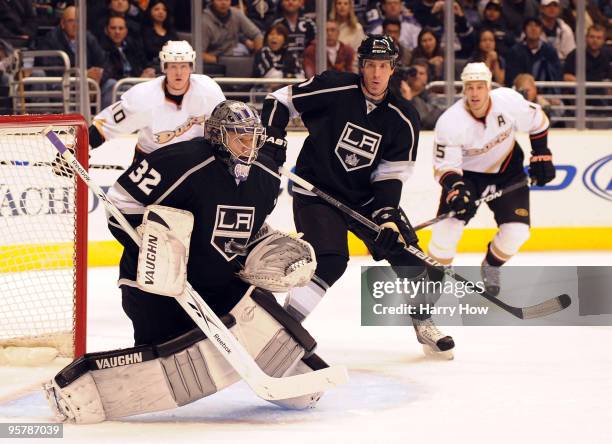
[262,71,420,209]
[106,139,282,315]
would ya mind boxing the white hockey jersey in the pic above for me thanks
[92,74,226,154]
[433,87,549,179]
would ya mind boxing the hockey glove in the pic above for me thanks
[529,149,555,186]
[370,207,418,261]
[261,126,287,164]
[445,181,476,220]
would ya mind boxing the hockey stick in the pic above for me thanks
[280,167,571,320]
[413,179,530,231]
[43,128,348,401]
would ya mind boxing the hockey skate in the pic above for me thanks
[480,259,501,296]
[412,318,455,360]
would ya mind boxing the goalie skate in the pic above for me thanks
[412,318,455,360]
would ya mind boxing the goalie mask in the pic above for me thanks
[204,100,266,181]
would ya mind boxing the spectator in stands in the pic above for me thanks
[539,0,575,61]
[396,59,444,130]
[383,18,412,67]
[100,14,155,107]
[468,28,505,85]
[561,0,592,33]
[0,0,37,43]
[271,0,316,65]
[252,22,302,78]
[411,28,444,80]
[460,0,481,28]
[0,38,14,87]
[142,0,178,66]
[201,0,263,64]
[476,0,516,57]
[352,0,369,26]
[412,0,475,58]
[96,0,143,42]
[564,24,610,81]
[505,17,562,86]
[513,73,564,123]
[501,0,539,40]
[37,6,107,84]
[0,38,12,113]
[329,0,366,53]
[242,0,277,32]
[368,0,421,50]
[303,19,355,77]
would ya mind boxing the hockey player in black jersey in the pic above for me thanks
[262,35,455,357]
[44,101,335,423]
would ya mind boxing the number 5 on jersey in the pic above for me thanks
[128,159,161,195]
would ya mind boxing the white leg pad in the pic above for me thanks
[428,218,466,262]
[44,286,323,423]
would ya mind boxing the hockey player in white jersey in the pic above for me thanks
[88,40,226,163]
[428,62,556,294]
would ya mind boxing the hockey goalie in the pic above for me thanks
[43,101,334,423]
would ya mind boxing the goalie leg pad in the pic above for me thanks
[44,325,233,424]
[136,205,194,297]
[45,287,325,423]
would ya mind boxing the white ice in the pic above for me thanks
[1,252,611,444]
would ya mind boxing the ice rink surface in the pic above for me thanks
[1,252,611,444]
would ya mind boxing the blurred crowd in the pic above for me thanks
[0,0,610,125]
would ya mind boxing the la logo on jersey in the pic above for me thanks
[211,205,255,261]
[335,122,381,172]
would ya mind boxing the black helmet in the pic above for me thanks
[357,34,398,66]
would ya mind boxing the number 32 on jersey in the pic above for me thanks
[128,159,161,195]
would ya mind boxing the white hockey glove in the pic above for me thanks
[136,205,194,297]
[238,226,316,292]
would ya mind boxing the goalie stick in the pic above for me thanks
[413,179,530,231]
[43,127,348,401]
[280,167,571,320]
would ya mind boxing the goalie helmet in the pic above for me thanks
[159,40,196,73]
[204,100,266,181]
[461,62,492,89]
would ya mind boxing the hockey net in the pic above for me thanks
[0,115,87,365]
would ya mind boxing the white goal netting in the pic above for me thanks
[0,118,86,363]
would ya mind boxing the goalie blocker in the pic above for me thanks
[44,287,330,424]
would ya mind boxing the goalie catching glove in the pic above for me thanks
[136,205,194,297]
[237,225,317,292]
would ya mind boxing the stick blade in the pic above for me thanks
[520,294,572,320]
[254,365,349,401]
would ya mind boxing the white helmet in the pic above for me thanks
[159,40,196,73]
[461,62,492,89]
